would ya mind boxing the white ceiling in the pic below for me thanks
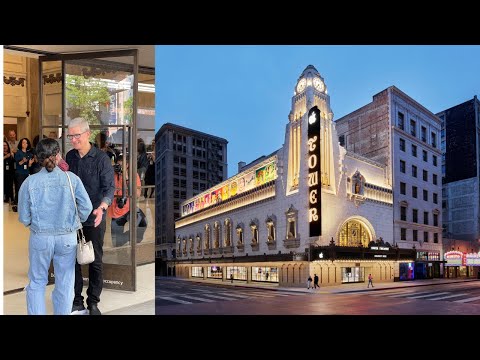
[6,45,155,68]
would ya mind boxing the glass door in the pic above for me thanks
[39,50,142,291]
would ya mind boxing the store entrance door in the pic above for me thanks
[39,50,139,291]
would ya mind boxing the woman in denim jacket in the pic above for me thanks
[18,138,92,315]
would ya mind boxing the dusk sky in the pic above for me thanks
[156,45,480,178]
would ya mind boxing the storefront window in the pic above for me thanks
[341,267,364,283]
[399,262,415,280]
[207,266,223,279]
[192,266,204,278]
[226,266,247,281]
[252,266,279,282]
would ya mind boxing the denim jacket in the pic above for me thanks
[18,167,93,235]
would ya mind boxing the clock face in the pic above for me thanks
[313,77,324,92]
[296,78,306,93]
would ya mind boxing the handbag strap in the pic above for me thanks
[65,171,85,241]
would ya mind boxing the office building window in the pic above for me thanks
[400,138,405,151]
[433,193,438,204]
[433,174,438,185]
[412,165,417,178]
[413,209,418,223]
[410,119,416,137]
[401,228,406,240]
[423,189,428,201]
[424,231,429,243]
[412,186,418,198]
[424,212,429,225]
[421,126,427,142]
[411,144,417,157]
[400,160,406,173]
[400,182,406,195]
[423,170,428,181]
[398,112,405,130]
[423,150,428,162]
[401,206,407,221]
[413,229,418,242]
[433,155,437,166]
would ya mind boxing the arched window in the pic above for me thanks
[266,215,276,242]
[236,224,244,245]
[250,219,259,244]
[182,237,187,254]
[214,221,221,248]
[224,218,232,246]
[351,170,365,195]
[177,237,181,255]
[204,224,210,250]
[196,234,202,251]
[285,205,298,239]
[339,220,371,247]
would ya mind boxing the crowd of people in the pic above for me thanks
[5,119,154,315]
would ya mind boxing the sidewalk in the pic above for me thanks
[172,276,479,295]
[3,263,154,315]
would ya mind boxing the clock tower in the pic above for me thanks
[286,65,336,196]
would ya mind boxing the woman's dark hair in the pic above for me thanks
[4,141,11,153]
[17,137,32,152]
[36,138,60,172]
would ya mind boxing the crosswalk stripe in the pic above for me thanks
[157,296,193,304]
[199,293,236,300]
[427,293,467,301]
[386,291,434,298]
[180,295,216,302]
[368,290,417,297]
[406,292,449,299]
[235,291,276,298]
[218,292,249,298]
[453,295,480,303]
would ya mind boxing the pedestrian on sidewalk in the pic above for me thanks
[307,275,313,289]
[230,273,234,283]
[368,273,374,288]
[313,274,320,289]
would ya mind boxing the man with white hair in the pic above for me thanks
[66,118,114,315]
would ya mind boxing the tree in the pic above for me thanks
[66,74,111,142]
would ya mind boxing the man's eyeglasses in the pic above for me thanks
[67,131,87,140]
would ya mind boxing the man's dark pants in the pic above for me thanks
[73,221,106,307]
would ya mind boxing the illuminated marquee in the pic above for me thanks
[466,252,480,266]
[308,106,321,237]
[444,251,465,266]
[181,159,277,217]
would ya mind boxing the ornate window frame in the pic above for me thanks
[266,215,276,243]
[249,219,259,245]
[204,224,210,250]
[285,205,298,240]
[236,223,244,245]
[224,218,232,247]
[213,221,221,248]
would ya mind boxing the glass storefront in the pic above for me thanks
[399,262,415,280]
[226,266,247,281]
[192,266,204,278]
[341,267,364,283]
[252,266,279,282]
[207,266,223,279]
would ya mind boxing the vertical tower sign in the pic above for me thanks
[308,106,321,236]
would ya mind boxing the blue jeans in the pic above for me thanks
[26,231,77,315]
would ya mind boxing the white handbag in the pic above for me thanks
[66,172,95,265]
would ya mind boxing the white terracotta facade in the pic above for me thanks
[172,66,410,287]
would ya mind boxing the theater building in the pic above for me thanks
[172,65,415,287]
